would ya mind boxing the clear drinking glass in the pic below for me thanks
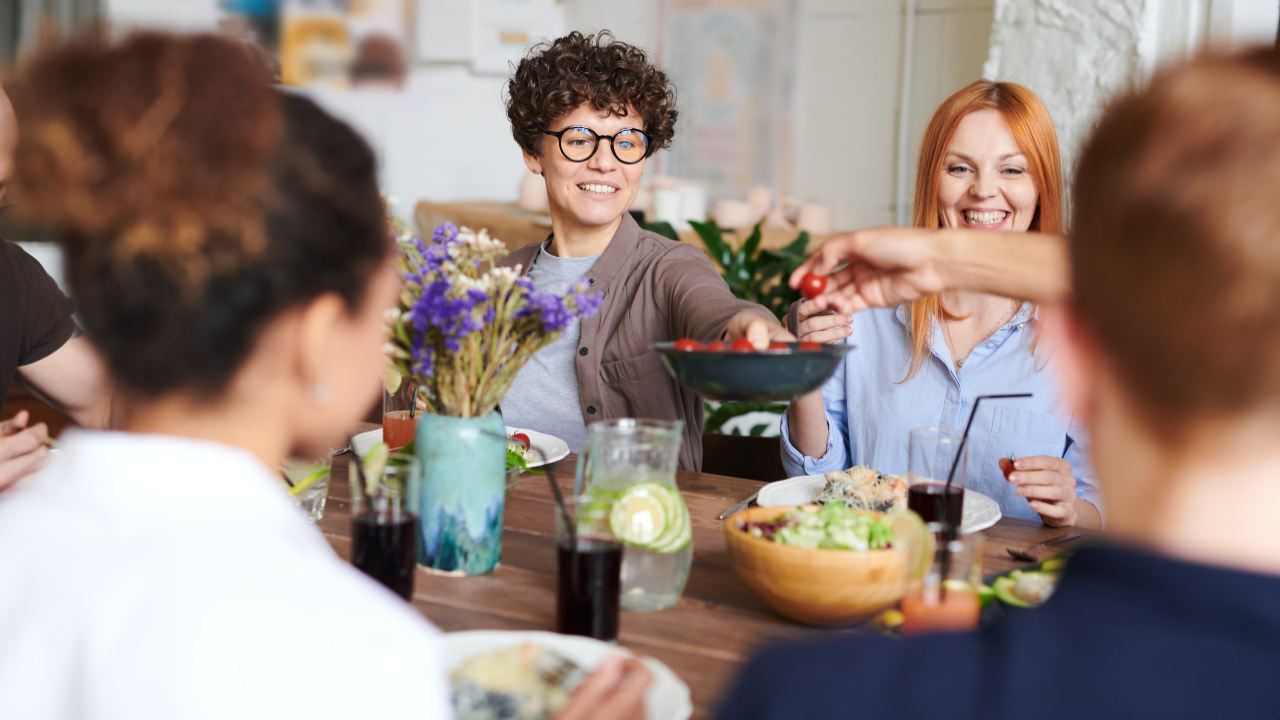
[901,523,985,635]
[382,377,420,450]
[350,453,422,600]
[555,495,623,641]
[576,419,689,613]
[906,427,968,529]
[282,455,333,522]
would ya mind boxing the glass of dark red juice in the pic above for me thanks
[906,427,968,530]
[350,452,421,600]
[555,495,623,641]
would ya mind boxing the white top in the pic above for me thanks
[0,430,451,720]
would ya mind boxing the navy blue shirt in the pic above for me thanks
[716,544,1280,719]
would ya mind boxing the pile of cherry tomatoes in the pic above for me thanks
[670,273,830,353]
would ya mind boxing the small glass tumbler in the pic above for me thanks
[555,495,623,641]
[282,455,333,522]
[382,377,420,450]
[901,524,985,635]
[350,453,422,600]
[906,427,969,529]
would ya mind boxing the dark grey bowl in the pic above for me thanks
[654,341,855,402]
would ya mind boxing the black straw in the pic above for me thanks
[940,393,1033,537]
[478,428,576,547]
[938,393,1032,602]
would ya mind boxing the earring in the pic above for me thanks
[308,384,331,405]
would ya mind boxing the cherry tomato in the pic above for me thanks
[730,338,755,352]
[799,272,827,300]
[706,340,728,351]
[999,456,1017,480]
[511,432,531,449]
[768,341,790,350]
[797,341,822,351]
[673,338,703,352]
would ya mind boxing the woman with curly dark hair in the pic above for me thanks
[499,31,790,471]
[0,32,648,718]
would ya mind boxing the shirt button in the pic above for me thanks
[579,346,589,356]
[586,405,598,415]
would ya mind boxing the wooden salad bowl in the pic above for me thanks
[724,505,909,626]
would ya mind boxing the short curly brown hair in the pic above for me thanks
[505,30,677,157]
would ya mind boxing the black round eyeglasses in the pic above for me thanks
[542,126,652,165]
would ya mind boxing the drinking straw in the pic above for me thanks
[479,428,576,547]
[938,393,1032,599]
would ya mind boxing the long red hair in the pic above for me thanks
[905,81,1063,379]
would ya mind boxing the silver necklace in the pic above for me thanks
[943,300,1019,369]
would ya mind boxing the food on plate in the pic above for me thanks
[450,643,586,720]
[508,434,532,460]
[799,272,827,299]
[738,502,894,551]
[705,340,727,351]
[507,434,533,475]
[730,337,755,352]
[768,341,789,349]
[993,569,1059,608]
[797,341,822,351]
[816,466,908,514]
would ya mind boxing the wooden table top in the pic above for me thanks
[319,447,1075,719]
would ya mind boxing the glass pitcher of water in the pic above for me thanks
[576,419,690,612]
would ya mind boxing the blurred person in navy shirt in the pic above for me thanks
[718,46,1280,720]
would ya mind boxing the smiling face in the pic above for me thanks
[936,109,1039,232]
[523,103,646,236]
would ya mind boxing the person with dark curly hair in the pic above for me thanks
[0,32,651,719]
[499,30,791,471]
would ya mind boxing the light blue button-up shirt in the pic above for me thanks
[779,303,1098,522]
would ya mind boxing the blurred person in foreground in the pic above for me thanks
[498,31,790,470]
[0,85,109,490]
[717,47,1280,718]
[0,33,646,719]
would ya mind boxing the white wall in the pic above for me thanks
[984,0,1280,183]
[792,0,995,229]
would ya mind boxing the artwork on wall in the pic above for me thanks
[280,0,409,89]
[660,0,796,203]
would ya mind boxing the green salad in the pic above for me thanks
[743,503,894,551]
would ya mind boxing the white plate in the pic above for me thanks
[350,426,570,469]
[442,630,692,720]
[756,474,1002,534]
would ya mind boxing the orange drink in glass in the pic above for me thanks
[902,525,984,635]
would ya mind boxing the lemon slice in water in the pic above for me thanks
[609,483,673,547]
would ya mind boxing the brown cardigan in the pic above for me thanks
[498,214,775,470]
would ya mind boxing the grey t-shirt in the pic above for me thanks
[500,244,599,454]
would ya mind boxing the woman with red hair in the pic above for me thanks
[782,81,1100,528]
